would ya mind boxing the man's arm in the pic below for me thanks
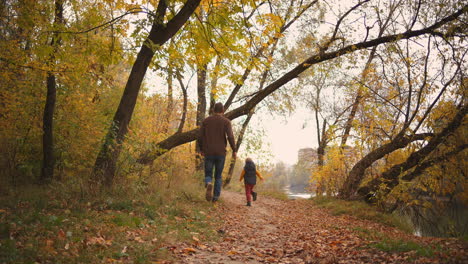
[198,121,205,154]
[226,120,236,156]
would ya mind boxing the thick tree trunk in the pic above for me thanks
[195,63,207,170]
[41,73,57,183]
[338,133,433,199]
[93,44,156,185]
[40,0,64,183]
[136,7,466,165]
[358,105,467,202]
[92,0,201,186]
[196,64,207,126]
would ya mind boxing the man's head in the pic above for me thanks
[213,102,224,114]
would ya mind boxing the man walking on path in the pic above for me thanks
[198,102,236,202]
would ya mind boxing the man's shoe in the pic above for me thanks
[212,197,218,202]
[205,183,213,201]
[252,192,257,201]
[246,201,251,206]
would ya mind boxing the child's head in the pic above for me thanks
[244,157,255,170]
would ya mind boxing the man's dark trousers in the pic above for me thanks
[204,155,226,200]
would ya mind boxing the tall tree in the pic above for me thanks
[137,4,467,165]
[339,25,466,199]
[40,0,64,183]
[358,104,467,203]
[92,0,201,186]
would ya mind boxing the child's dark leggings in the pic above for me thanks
[244,184,255,202]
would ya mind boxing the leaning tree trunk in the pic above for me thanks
[338,133,433,199]
[40,0,64,184]
[358,105,467,202]
[135,8,466,165]
[175,70,188,134]
[92,0,201,186]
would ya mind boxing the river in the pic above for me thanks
[283,185,314,199]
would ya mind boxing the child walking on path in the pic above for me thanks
[239,158,264,206]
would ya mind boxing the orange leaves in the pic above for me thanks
[172,191,467,263]
[85,235,113,247]
[44,239,57,255]
[182,247,197,254]
[57,229,66,240]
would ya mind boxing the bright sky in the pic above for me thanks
[250,107,319,165]
[146,73,320,166]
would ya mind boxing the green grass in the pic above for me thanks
[371,238,435,257]
[350,225,439,258]
[259,189,289,200]
[311,196,413,233]
[0,180,222,264]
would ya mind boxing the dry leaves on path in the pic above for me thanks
[173,191,467,264]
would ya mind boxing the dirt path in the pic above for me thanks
[173,191,467,264]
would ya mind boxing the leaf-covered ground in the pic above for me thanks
[173,191,467,264]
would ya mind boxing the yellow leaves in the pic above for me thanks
[311,145,353,194]
[266,13,284,27]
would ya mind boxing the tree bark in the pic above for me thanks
[315,118,327,196]
[358,105,467,202]
[338,133,434,199]
[223,109,254,188]
[196,63,207,126]
[195,62,207,170]
[165,62,174,133]
[40,0,64,183]
[92,0,201,186]
[175,70,188,134]
[136,7,466,165]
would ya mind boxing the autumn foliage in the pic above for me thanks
[0,0,467,262]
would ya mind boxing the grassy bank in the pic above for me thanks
[311,196,413,233]
[0,179,220,263]
[310,196,454,258]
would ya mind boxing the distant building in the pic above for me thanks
[297,148,318,169]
